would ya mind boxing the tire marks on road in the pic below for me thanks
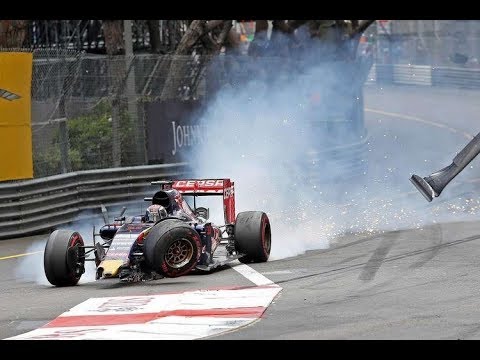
[409,224,443,269]
[334,254,368,266]
[272,232,480,288]
[358,234,398,281]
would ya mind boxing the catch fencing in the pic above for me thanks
[27,50,371,179]
[30,49,208,178]
[29,50,480,182]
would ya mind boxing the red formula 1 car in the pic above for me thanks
[43,178,272,286]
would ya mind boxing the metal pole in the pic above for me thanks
[159,20,163,44]
[58,54,71,173]
[124,20,146,165]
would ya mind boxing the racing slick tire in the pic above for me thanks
[44,230,85,287]
[144,218,202,277]
[234,211,271,263]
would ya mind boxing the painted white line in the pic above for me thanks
[364,107,480,202]
[365,108,474,140]
[262,270,304,275]
[231,263,278,287]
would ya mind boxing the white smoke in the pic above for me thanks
[14,239,50,286]
[186,34,480,261]
[185,41,372,260]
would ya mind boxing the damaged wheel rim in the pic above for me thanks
[165,238,194,269]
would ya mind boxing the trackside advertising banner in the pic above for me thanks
[145,100,205,164]
[0,52,33,181]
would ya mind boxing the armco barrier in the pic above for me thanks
[373,64,393,84]
[0,163,189,240]
[368,63,480,89]
[393,64,431,86]
[431,67,480,89]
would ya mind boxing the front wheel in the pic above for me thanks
[44,230,85,286]
[143,219,202,277]
[234,211,271,263]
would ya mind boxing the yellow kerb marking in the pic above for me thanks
[0,250,43,260]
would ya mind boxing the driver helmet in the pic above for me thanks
[145,204,168,223]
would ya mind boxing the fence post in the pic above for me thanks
[124,20,146,165]
[58,55,70,173]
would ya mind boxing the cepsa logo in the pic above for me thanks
[0,88,21,101]
[174,180,224,187]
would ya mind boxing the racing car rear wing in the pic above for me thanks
[150,179,236,224]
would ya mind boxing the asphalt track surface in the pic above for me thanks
[3,84,480,340]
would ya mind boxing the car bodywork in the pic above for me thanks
[43,178,272,286]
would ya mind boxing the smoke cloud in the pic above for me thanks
[185,38,372,260]
[186,32,480,261]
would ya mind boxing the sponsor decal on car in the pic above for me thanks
[174,179,224,188]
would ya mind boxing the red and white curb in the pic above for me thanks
[6,265,282,340]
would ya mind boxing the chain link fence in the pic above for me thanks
[31,49,208,178]
[28,50,370,179]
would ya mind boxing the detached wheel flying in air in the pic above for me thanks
[44,230,85,286]
[234,211,271,263]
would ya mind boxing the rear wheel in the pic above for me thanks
[143,219,202,277]
[234,211,271,263]
[44,230,85,286]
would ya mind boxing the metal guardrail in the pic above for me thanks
[0,163,189,240]
[367,63,480,89]
[431,66,480,89]
[393,64,431,86]
[367,64,376,83]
